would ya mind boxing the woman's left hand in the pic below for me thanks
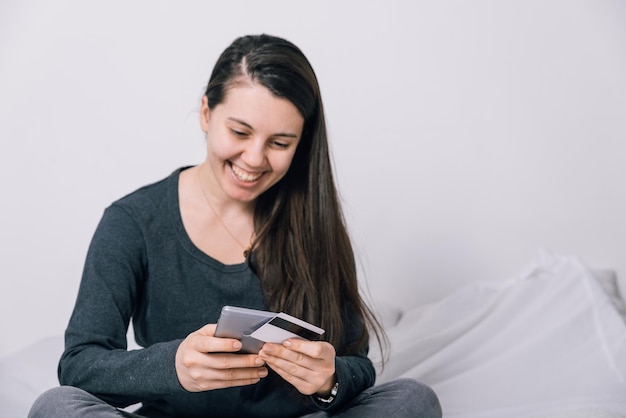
[259,339,336,396]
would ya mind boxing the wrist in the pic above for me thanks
[316,379,338,404]
[316,375,336,397]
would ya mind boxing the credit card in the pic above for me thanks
[250,312,325,343]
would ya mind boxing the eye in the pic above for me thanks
[271,140,290,149]
[230,129,248,138]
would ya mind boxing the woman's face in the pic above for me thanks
[200,80,304,204]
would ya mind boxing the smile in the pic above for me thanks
[230,163,263,183]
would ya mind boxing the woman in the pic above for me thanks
[29,34,441,417]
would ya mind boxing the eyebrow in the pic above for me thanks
[227,117,299,138]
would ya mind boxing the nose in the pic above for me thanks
[240,139,266,168]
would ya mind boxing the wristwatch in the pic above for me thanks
[316,381,339,403]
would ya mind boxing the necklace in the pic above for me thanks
[196,169,253,258]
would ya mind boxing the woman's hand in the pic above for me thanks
[175,324,268,392]
[259,339,336,396]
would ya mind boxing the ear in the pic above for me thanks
[200,95,210,133]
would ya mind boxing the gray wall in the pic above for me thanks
[1,0,625,357]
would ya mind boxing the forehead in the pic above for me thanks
[217,81,304,134]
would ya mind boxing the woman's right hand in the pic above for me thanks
[175,324,268,392]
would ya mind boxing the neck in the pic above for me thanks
[195,164,255,256]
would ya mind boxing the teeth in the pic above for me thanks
[231,164,262,182]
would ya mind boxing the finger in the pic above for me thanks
[264,362,319,395]
[190,328,243,353]
[201,360,269,381]
[262,340,333,364]
[195,335,242,353]
[282,339,331,360]
[204,352,267,371]
[259,343,308,368]
[196,323,217,336]
[185,365,269,392]
[178,352,268,392]
[260,343,313,372]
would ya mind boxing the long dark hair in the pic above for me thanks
[204,34,386,358]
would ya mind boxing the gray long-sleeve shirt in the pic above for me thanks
[59,167,375,417]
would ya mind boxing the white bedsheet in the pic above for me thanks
[371,251,626,417]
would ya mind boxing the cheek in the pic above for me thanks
[273,152,298,177]
[206,134,236,161]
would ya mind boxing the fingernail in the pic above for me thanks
[258,368,268,377]
[255,357,265,365]
[233,341,242,350]
[283,340,292,347]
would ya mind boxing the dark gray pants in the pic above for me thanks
[28,378,441,417]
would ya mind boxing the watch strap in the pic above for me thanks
[316,381,339,403]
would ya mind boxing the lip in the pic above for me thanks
[229,162,264,184]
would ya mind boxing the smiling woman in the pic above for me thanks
[188,81,305,263]
[27,34,441,417]
[187,83,304,264]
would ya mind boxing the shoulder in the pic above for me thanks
[111,167,187,214]
[89,168,190,248]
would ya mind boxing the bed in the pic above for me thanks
[1,251,625,417]
[370,251,626,417]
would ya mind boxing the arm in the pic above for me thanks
[59,204,180,406]
[58,204,267,406]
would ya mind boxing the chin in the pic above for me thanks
[226,189,262,204]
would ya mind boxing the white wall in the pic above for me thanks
[1,0,625,358]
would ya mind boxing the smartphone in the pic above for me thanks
[214,306,276,353]
[214,306,325,354]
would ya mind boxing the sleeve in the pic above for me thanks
[310,304,377,412]
[58,204,185,407]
